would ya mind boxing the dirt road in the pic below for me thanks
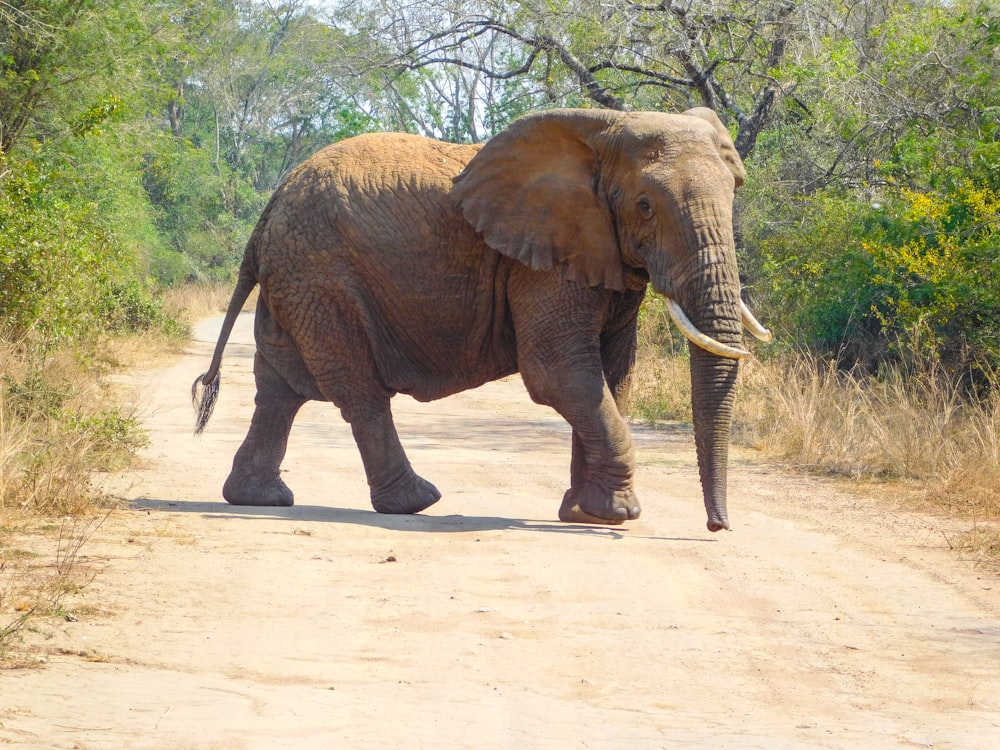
[2,312,999,749]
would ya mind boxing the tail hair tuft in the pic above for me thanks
[192,372,221,434]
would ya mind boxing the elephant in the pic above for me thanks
[192,107,771,532]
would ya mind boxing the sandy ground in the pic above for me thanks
[2,311,999,749]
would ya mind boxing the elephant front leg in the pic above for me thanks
[523,361,640,525]
[559,398,641,525]
[348,400,441,515]
[511,279,641,525]
[562,306,644,523]
[224,355,305,507]
[566,428,639,523]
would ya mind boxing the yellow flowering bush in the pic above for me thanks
[757,181,1000,372]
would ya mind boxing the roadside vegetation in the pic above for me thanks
[0,285,231,663]
[1,337,148,664]
[2,0,998,657]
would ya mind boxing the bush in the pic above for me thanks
[751,181,1000,378]
[0,151,129,341]
[141,136,262,286]
[97,281,175,334]
[0,341,148,516]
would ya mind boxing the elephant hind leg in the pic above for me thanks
[224,353,305,507]
[346,400,441,515]
[290,297,441,515]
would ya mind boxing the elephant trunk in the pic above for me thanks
[685,247,742,532]
[690,345,739,531]
[652,228,744,532]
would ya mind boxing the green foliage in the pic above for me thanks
[96,281,183,335]
[0,154,120,340]
[140,134,260,285]
[0,120,183,339]
[1,370,70,422]
[741,0,1000,378]
[64,410,149,472]
[71,95,127,137]
[754,180,1000,373]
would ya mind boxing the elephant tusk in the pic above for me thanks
[664,297,752,360]
[741,300,773,343]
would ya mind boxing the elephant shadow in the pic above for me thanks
[128,498,713,543]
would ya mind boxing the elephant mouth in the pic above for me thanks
[622,264,650,290]
[664,297,771,359]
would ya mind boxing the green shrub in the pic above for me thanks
[97,282,166,333]
[0,151,128,340]
[752,181,1000,377]
[65,409,149,472]
[1,371,71,422]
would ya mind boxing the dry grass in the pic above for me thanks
[736,356,960,479]
[0,513,108,665]
[160,280,251,326]
[734,353,1000,565]
[629,321,1000,567]
[0,336,149,661]
[625,296,693,423]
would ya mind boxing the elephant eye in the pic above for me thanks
[637,195,655,219]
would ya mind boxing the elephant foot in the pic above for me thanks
[223,473,295,507]
[559,482,641,525]
[371,473,441,515]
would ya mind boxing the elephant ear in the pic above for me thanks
[451,109,625,291]
[681,107,746,188]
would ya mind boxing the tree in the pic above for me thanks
[747,0,1000,372]
[141,0,381,283]
[338,0,805,150]
[0,1,172,154]
[0,1,173,337]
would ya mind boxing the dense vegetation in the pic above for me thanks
[2,0,997,369]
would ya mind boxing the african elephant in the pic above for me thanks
[192,107,770,532]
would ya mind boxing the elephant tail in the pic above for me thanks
[192,258,258,434]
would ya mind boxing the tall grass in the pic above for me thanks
[0,341,149,513]
[734,353,1000,563]
[625,296,693,423]
[159,280,252,326]
[629,308,1000,566]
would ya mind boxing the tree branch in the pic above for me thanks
[396,18,627,111]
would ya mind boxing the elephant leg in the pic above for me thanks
[224,353,305,507]
[347,400,441,515]
[570,430,587,489]
[554,382,639,525]
[566,295,643,521]
[518,337,639,525]
[564,425,639,524]
[570,305,640,493]
[285,294,441,516]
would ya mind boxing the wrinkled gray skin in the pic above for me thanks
[194,107,749,531]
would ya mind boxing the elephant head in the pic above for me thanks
[452,107,770,531]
